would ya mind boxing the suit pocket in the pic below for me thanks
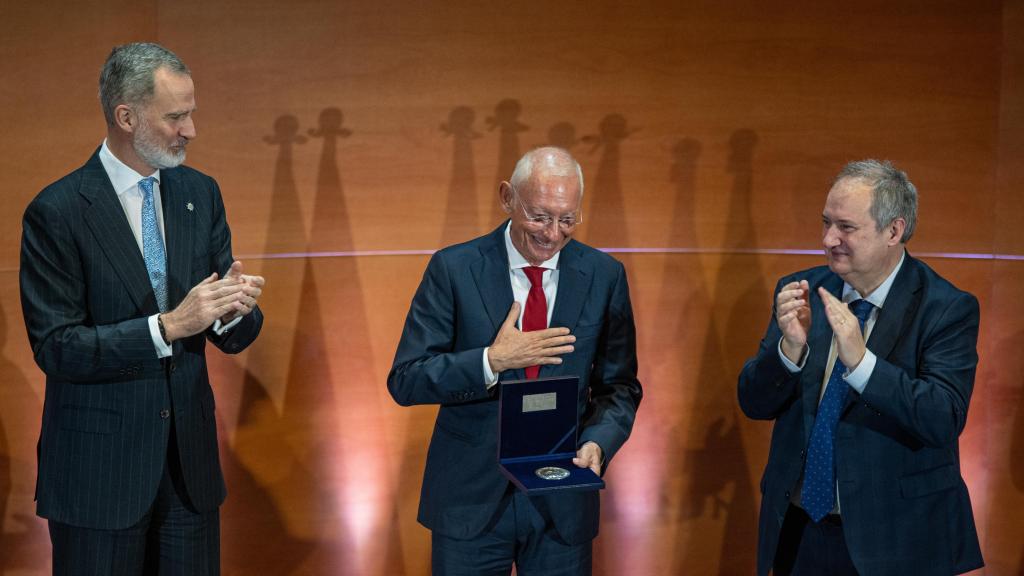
[573,321,602,341]
[900,463,958,498]
[59,405,121,435]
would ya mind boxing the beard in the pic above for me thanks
[133,116,187,170]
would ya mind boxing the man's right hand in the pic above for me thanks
[776,279,811,364]
[488,302,576,373]
[161,273,247,342]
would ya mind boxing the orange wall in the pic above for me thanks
[0,1,1020,573]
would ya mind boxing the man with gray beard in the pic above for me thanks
[20,42,264,574]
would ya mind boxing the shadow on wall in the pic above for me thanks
[1006,329,1024,574]
[580,114,637,248]
[219,114,316,575]
[673,129,763,574]
[547,122,579,151]
[487,99,528,227]
[440,106,482,246]
[0,298,48,570]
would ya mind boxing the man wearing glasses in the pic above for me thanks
[389,147,642,575]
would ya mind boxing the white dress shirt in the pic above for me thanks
[482,222,561,387]
[780,250,906,513]
[98,140,236,358]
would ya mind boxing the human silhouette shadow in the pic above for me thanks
[580,114,636,248]
[440,106,481,246]
[672,129,763,574]
[219,115,316,574]
[0,299,49,571]
[997,328,1024,574]
[307,107,405,573]
[261,114,308,253]
[307,107,352,252]
[487,99,528,226]
[547,122,579,150]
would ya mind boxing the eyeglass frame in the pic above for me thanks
[507,183,584,232]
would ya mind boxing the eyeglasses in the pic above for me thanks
[509,185,583,232]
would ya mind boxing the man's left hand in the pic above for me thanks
[220,261,265,324]
[573,441,603,476]
[818,288,866,369]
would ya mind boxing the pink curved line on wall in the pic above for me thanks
[233,248,1024,261]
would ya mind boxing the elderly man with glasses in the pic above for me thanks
[389,147,642,575]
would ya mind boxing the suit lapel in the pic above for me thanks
[801,273,843,441]
[79,151,159,314]
[471,223,515,335]
[864,254,921,361]
[160,169,193,308]
[540,241,593,378]
[836,253,922,412]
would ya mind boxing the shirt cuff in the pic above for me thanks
[213,315,243,335]
[844,349,876,394]
[483,347,500,390]
[777,339,807,373]
[149,314,172,359]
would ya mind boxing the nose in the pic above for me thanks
[542,220,562,241]
[180,116,196,140]
[822,225,840,248]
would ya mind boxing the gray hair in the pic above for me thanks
[99,43,190,126]
[510,147,585,197]
[835,159,918,243]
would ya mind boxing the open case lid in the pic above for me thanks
[499,376,579,460]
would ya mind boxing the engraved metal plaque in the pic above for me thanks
[535,466,570,481]
[522,392,557,413]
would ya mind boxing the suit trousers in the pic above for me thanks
[773,504,858,576]
[48,432,219,576]
[431,488,592,576]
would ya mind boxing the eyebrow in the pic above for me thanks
[822,214,858,226]
[165,107,197,119]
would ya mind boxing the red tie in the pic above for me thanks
[522,266,548,379]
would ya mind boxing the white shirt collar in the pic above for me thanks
[503,222,560,271]
[98,139,160,197]
[842,250,906,308]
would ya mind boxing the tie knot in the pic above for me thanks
[849,299,874,325]
[139,177,157,199]
[523,266,546,286]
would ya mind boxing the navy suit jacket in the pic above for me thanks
[20,150,263,530]
[388,223,642,545]
[738,254,983,575]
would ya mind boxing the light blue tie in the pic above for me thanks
[139,177,169,312]
[800,298,875,521]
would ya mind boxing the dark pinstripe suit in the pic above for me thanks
[20,149,262,535]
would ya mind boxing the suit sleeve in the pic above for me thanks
[202,177,262,354]
[387,251,492,406]
[858,291,979,448]
[20,197,157,382]
[578,262,643,466]
[737,277,803,420]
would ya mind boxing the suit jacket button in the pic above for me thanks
[784,491,791,499]
[799,450,806,459]
[169,362,176,373]
[159,409,171,419]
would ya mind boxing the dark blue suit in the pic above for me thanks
[738,254,983,575]
[20,150,262,532]
[388,223,642,546]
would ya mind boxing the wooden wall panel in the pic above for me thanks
[0,0,1019,573]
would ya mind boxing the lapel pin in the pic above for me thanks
[186,202,194,212]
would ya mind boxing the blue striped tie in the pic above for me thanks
[139,177,169,312]
[800,298,874,521]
